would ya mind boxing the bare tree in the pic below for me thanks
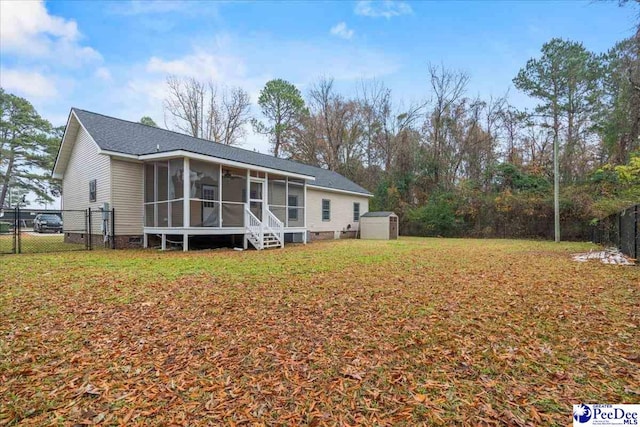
[462,95,505,188]
[289,114,324,166]
[499,104,527,165]
[307,78,364,172]
[523,116,553,172]
[423,63,470,188]
[357,79,424,172]
[163,76,251,146]
[164,76,205,138]
[357,79,390,168]
[206,85,252,146]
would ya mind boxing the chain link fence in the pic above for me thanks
[0,207,115,255]
[592,204,639,261]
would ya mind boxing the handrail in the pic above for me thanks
[265,208,284,248]
[244,206,284,249]
[245,207,263,250]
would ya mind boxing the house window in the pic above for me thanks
[202,185,217,208]
[353,202,360,222]
[89,179,97,202]
[322,199,330,221]
[288,195,298,221]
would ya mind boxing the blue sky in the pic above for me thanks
[0,0,635,155]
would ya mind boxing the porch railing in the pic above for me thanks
[245,207,263,250]
[244,206,284,250]
[265,209,284,248]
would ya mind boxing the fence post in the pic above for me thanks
[111,208,115,249]
[88,207,92,251]
[635,204,638,260]
[12,207,17,254]
[618,211,622,250]
[83,209,88,250]
[16,206,21,254]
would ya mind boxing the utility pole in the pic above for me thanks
[554,131,560,242]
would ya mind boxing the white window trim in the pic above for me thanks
[322,199,331,222]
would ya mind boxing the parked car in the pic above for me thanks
[33,214,63,233]
[0,221,11,234]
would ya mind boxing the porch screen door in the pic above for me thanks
[249,180,263,221]
[201,184,218,227]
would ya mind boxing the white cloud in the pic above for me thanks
[0,0,101,65]
[146,50,247,81]
[0,68,58,99]
[1,22,398,154]
[330,22,355,40]
[106,0,222,19]
[138,46,267,128]
[253,39,400,82]
[95,67,112,81]
[197,33,400,84]
[354,0,413,18]
[126,77,167,102]
[109,0,184,15]
[0,1,78,47]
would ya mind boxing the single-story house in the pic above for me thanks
[52,109,372,250]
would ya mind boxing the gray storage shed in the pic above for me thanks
[359,211,398,240]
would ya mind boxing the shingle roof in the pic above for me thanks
[72,109,371,196]
[361,211,396,217]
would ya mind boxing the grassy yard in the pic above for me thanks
[1,238,638,426]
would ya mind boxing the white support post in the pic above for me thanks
[264,172,268,222]
[183,233,189,252]
[183,157,190,228]
[303,179,307,230]
[153,163,158,227]
[143,233,148,248]
[161,234,166,251]
[141,164,145,235]
[285,177,289,227]
[218,164,222,228]
[303,182,307,244]
[245,169,250,226]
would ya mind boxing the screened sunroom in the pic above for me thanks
[141,155,313,250]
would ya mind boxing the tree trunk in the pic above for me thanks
[0,149,16,209]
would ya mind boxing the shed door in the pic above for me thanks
[389,216,398,239]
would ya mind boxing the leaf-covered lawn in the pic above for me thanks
[1,238,638,426]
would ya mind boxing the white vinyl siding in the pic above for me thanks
[111,159,144,235]
[307,188,369,233]
[61,126,111,234]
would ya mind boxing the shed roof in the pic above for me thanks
[361,211,397,218]
[63,109,372,196]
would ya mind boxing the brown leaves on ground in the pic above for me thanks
[1,238,639,426]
